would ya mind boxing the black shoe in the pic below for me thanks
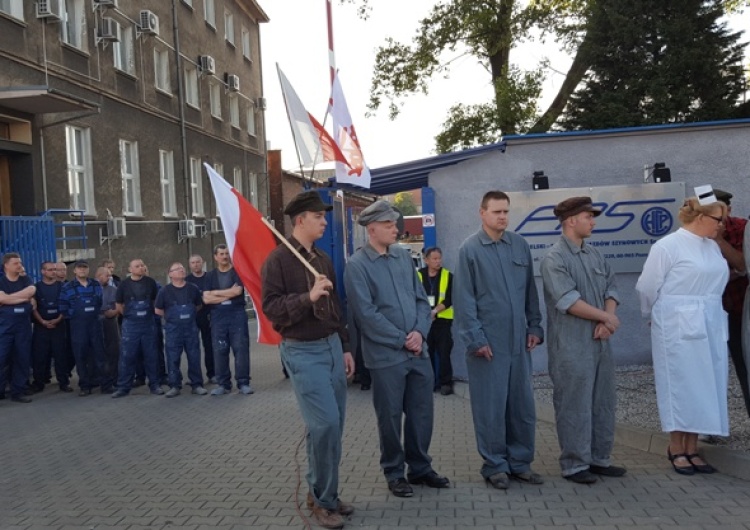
[11,395,32,404]
[564,470,597,484]
[361,384,371,391]
[440,384,454,396]
[408,470,450,488]
[60,385,73,393]
[589,465,627,477]
[387,478,414,498]
[111,390,129,399]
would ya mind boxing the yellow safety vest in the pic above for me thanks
[417,268,453,320]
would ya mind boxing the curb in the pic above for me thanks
[454,381,750,482]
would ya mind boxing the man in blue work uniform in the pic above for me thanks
[155,262,208,397]
[345,201,450,498]
[186,254,215,383]
[31,261,71,393]
[0,253,35,403]
[112,258,162,398]
[203,244,252,396]
[96,266,120,389]
[59,261,108,396]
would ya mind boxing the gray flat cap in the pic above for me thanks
[358,200,400,226]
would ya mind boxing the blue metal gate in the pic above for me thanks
[0,216,57,283]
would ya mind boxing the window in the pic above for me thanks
[209,82,221,119]
[229,94,240,128]
[65,126,95,215]
[241,27,251,59]
[233,167,242,194]
[119,140,141,216]
[203,0,215,27]
[248,172,258,209]
[214,162,223,177]
[184,65,199,107]
[0,0,24,20]
[113,25,135,75]
[61,0,87,51]
[154,48,171,93]
[224,10,234,45]
[160,150,177,217]
[247,106,256,136]
[189,157,204,217]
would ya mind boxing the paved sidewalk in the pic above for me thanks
[3,338,750,529]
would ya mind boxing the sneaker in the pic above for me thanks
[111,390,129,398]
[150,387,165,396]
[210,386,230,396]
[239,384,254,395]
[165,387,180,398]
[191,386,208,395]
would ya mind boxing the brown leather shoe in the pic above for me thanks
[307,492,355,516]
[310,504,344,529]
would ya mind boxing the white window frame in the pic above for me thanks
[241,26,251,60]
[61,0,87,51]
[209,82,222,119]
[247,106,256,136]
[214,162,223,177]
[154,48,171,93]
[233,167,242,194]
[113,24,135,75]
[0,0,24,20]
[160,150,177,217]
[248,172,258,209]
[119,140,142,216]
[203,0,215,28]
[65,125,95,215]
[184,65,199,107]
[224,10,234,46]
[190,156,204,217]
[229,94,240,128]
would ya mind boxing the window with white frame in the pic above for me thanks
[229,94,240,128]
[154,48,171,93]
[241,27,251,59]
[247,106,256,136]
[233,167,242,194]
[160,150,177,217]
[248,172,258,209]
[224,10,234,45]
[204,0,215,27]
[113,24,135,75]
[61,0,87,51]
[65,125,95,215]
[214,162,223,177]
[209,82,221,119]
[119,140,141,216]
[190,157,204,217]
[184,65,199,107]
[0,0,24,20]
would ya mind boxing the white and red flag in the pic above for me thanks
[330,72,371,189]
[277,65,347,168]
[204,163,281,345]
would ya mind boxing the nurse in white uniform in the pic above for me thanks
[636,193,729,475]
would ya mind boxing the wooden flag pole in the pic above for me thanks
[260,217,322,279]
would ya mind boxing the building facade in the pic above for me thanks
[0,0,268,280]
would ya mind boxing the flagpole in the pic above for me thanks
[276,63,314,189]
[326,0,336,87]
[260,217,322,278]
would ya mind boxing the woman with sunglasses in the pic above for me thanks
[636,196,729,475]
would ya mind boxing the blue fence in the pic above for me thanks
[0,216,57,283]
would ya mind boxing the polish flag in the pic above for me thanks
[330,72,371,189]
[204,163,281,345]
[277,65,348,168]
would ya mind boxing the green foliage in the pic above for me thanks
[561,0,747,130]
[393,192,418,216]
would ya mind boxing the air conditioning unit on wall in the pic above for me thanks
[179,219,197,239]
[98,17,121,42]
[139,10,159,36]
[107,217,126,239]
[205,218,221,234]
[199,55,216,76]
[255,97,267,110]
[93,0,118,8]
[36,0,61,20]
[225,74,240,92]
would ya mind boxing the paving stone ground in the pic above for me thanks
[3,334,750,529]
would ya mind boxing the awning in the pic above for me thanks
[0,86,99,115]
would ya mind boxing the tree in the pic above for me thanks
[561,0,747,130]
[342,0,747,152]
[393,192,419,215]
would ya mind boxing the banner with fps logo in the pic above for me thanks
[507,182,685,275]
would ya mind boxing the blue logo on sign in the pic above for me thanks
[641,207,672,237]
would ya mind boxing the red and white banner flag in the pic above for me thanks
[331,72,371,189]
[277,65,347,168]
[204,163,281,345]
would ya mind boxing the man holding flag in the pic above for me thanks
[262,190,355,530]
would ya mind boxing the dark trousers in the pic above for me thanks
[211,309,250,389]
[196,309,214,378]
[32,324,68,389]
[135,322,166,384]
[117,321,159,393]
[102,317,121,388]
[165,322,203,388]
[354,336,371,386]
[729,311,750,418]
[427,319,453,387]
[0,319,32,398]
[70,317,109,391]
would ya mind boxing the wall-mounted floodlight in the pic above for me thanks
[644,162,671,183]
[532,170,549,190]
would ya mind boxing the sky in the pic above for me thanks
[259,1,749,172]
